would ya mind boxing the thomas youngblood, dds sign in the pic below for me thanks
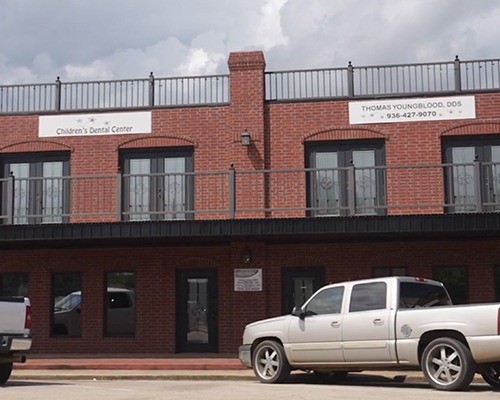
[349,95,476,124]
[39,111,152,137]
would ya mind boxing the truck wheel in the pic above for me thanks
[421,337,475,391]
[479,363,500,388]
[252,340,291,383]
[0,363,13,385]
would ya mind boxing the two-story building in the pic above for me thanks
[1,51,500,355]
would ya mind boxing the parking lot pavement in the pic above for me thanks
[1,378,497,400]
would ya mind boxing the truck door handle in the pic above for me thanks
[330,321,340,328]
[373,318,384,326]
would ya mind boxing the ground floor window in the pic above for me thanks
[372,267,407,277]
[281,267,325,314]
[494,266,500,302]
[433,266,468,304]
[52,272,82,337]
[0,272,28,296]
[105,272,135,336]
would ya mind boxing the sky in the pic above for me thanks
[0,0,499,84]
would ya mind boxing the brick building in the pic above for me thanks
[1,51,500,355]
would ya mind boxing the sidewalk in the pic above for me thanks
[11,356,255,381]
[10,355,485,384]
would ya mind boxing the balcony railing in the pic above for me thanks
[1,57,498,114]
[0,162,498,225]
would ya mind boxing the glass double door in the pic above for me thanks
[176,269,218,353]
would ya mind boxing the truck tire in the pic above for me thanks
[479,362,500,388]
[421,337,475,391]
[252,340,291,383]
[0,363,13,385]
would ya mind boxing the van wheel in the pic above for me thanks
[479,363,500,388]
[252,340,291,383]
[0,363,13,385]
[421,337,475,391]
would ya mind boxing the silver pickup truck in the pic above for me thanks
[238,276,500,391]
[0,296,32,385]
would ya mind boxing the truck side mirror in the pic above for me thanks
[291,306,306,319]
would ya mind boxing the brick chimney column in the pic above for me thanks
[228,51,266,168]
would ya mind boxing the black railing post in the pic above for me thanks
[347,165,356,215]
[149,72,155,107]
[6,173,14,225]
[55,76,62,111]
[229,165,236,219]
[116,170,123,221]
[347,61,355,97]
[473,159,483,213]
[454,55,462,93]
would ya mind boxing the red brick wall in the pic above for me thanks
[1,238,499,354]
[1,51,500,354]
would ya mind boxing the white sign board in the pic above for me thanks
[39,111,152,137]
[349,95,475,124]
[234,269,262,292]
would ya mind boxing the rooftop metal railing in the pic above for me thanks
[0,73,230,113]
[265,57,500,101]
[0,162,498,225]
[1,57,498,114]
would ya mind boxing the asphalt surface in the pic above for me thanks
[9,355,488,384]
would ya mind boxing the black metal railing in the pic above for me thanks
[1,162,498,225]
[0,73,230,113]
[1,57,499,114]
[265,57,500,101]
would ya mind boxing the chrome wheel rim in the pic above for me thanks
[255,345,280,380]
[425,343,463,386]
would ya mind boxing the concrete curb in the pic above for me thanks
[10,370,487,385]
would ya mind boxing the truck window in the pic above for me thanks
[399,282,452,308]
[349,282,387,312]
[305,286,344,315]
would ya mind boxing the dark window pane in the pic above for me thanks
[399,282,452,308]
[349,282,387,312]
[0,272,29,296]
[433,266,467,304]
[373,267,406,278]
[106,272,135,336]
[52,272,82,337]
[306,286,344,315]
[494,266,500,302]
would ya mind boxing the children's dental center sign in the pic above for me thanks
[39,111,152,137]
[349,95,475,124]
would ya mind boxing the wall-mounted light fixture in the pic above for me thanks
[241,247,252,264]
[240,130,252,146]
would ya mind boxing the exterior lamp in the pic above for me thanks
[241,248,252,264]
[241,131,252,146]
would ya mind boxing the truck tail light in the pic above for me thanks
[25,305,32,330]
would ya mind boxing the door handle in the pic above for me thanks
[373,318,384,326]
[330,321,340,328]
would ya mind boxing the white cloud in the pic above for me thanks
[0,0,499,83]
[174,48,225,76]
